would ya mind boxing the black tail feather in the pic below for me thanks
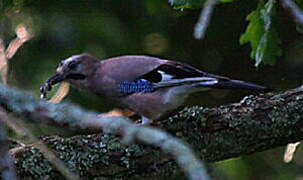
[208,79,273,92]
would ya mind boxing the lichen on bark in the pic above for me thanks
[1,84,303,179]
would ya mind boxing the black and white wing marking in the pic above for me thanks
[117,61,219,94]
[140,61,207,82]
[149,61,272,92]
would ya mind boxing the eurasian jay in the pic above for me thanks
[40,53,272,124]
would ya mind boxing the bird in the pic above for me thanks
[40,53,272,124]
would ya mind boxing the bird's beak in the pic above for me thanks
[40,73,66,99]
[46,73,66,86]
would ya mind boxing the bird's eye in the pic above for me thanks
[68,61,80,69]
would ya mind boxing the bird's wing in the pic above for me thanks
[138,61,272,92]
[99,57,211,94]
[116,59,223,94]
[100,56,271,94]
[139,60,230,82]
[100,55,223,83]
[100,56,166,82]
[139,60,208,82]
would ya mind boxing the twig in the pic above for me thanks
[0,119,16,180]
[194,0,218,39]
[0,39,7,84]
[280,0,303,26]
[0,110,80,180]
[0,24,32,84]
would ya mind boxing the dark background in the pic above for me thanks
[2,0,303,179]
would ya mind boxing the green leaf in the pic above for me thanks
[169,0,205,9]
[296,0,303,8]
[240,0,281,67]
[169,0,233,10]
[220,0,234,2]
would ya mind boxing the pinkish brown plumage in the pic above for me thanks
[41,53,272,124]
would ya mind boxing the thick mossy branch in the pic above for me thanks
[1,84,303,179]
[0,121,16,180]
[0,84,208,180]
[165,89,303,161]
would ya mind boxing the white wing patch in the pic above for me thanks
[158,70,174,81]
[200,79,218,85]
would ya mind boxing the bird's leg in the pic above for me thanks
[98,109,135,118]
[97,109,151,125]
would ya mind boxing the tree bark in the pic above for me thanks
[2,84,303,179]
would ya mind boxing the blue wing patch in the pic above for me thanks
[118,79,155,94]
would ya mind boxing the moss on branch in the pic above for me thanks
[1,84,303,179]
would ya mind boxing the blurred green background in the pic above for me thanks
[1,0,303,179]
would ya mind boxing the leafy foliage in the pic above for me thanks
[169,0,232,9]
[240,0,281,67]
[2,0,33,15]
[169,0,205,9]
[169,0,283,67]
[296,0,303,8]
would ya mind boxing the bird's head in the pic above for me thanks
[56,53,98,81]
[40,53,98,98]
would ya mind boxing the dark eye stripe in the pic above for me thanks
[66,74,86,80]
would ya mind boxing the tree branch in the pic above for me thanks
[194,0,218,39]
[1,108,80,180]
[280,0,303,26]
[2,84,303,179]
[0,120,16,180]
[0,84,208,180]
